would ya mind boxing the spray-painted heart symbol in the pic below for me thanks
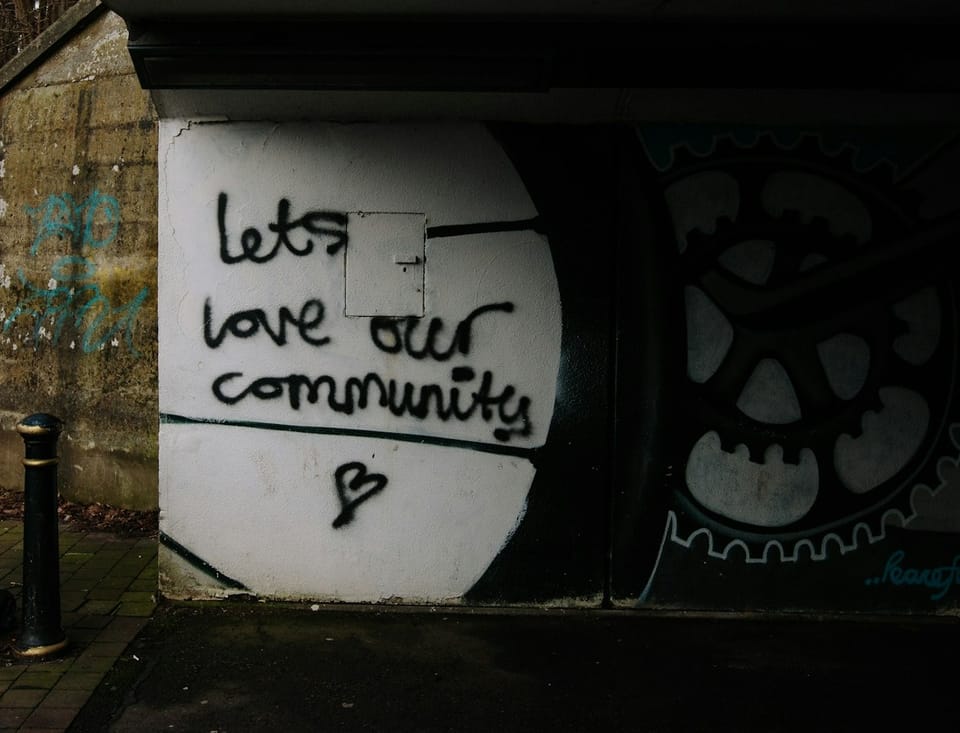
[332,461,388,528]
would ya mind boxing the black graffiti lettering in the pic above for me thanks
[212,372,248,404]
[213,373,289,404]
[210,366,532,442]
[405,318,453,360]
[493,395,533,442]
[204,297,330,348]
[470,370,502,421]
[269,198,348,256]
[451,366,475,382]
[448,367,476,421]
[218,192,347,265]
[331,461,388,529]
[370,302,514,360]
[417,384,455,421]
[387,380,421,418]
[369,319,403,353]
[284,374,322,411]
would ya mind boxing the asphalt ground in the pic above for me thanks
[69,602,960,732]
[1,514,958,733]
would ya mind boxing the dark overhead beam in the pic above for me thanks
[122,19,960,93]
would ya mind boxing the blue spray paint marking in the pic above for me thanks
[25,190,120,254]
[3,191,148,355]
[864,550,960,600]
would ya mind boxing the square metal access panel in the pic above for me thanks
[345,212,425,317]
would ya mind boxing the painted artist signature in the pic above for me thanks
[865,550,960,600]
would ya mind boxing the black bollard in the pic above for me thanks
[14,413,67,658]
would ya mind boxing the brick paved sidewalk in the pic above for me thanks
[0,520,157,732]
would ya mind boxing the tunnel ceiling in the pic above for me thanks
[101,1,960,93]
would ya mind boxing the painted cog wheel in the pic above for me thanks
[656,131,959,561]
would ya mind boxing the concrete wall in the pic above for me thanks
[0,9,158,510]
[157,120,960,613]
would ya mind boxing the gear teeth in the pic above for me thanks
[658,129,917,223]
[806,215,830,232]
[778,209,804,229]
[839,419,865,440]
[714,214,736,232]
[764,210,869,258]
[715,434,770,464]
[837,232,861,248]
[663,131,799,175]
[827,143,858,171]
[684,215,737,252]
[779,444,803,466]
[754,130,782,152]
[717,433,741,455]
[661,126,944,566]
[856,157,898,185]
[860,390,886,417]
[684,228,711,251]
[742,438,771,464]
[709,215,738,244]
[805,216,833,242]
[665,137,726,173]
[669,417,960,563]
[795,134,827,159]
[890,314,911,340]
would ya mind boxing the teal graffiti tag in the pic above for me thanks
[864,550,960,601]
[25,190,120,255]
[3,192,148,355]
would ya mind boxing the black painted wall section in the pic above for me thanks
[471,123,960,614]
[466,126,620,604]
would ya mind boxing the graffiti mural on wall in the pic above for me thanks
[206,192,532,443]
[2,190,149,354]
[156,120,960,610]
[635,128,960,610]
[158,122,562,602]
[331,461,389,529]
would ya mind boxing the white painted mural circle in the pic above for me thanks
[159,122,562,601]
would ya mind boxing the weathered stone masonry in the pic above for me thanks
[0,5,158,510]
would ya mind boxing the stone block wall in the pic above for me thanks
[0,9,157,510]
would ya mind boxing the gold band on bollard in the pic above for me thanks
[22,457,59,468]
[13,638,68,659]
[15,423,62,437]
